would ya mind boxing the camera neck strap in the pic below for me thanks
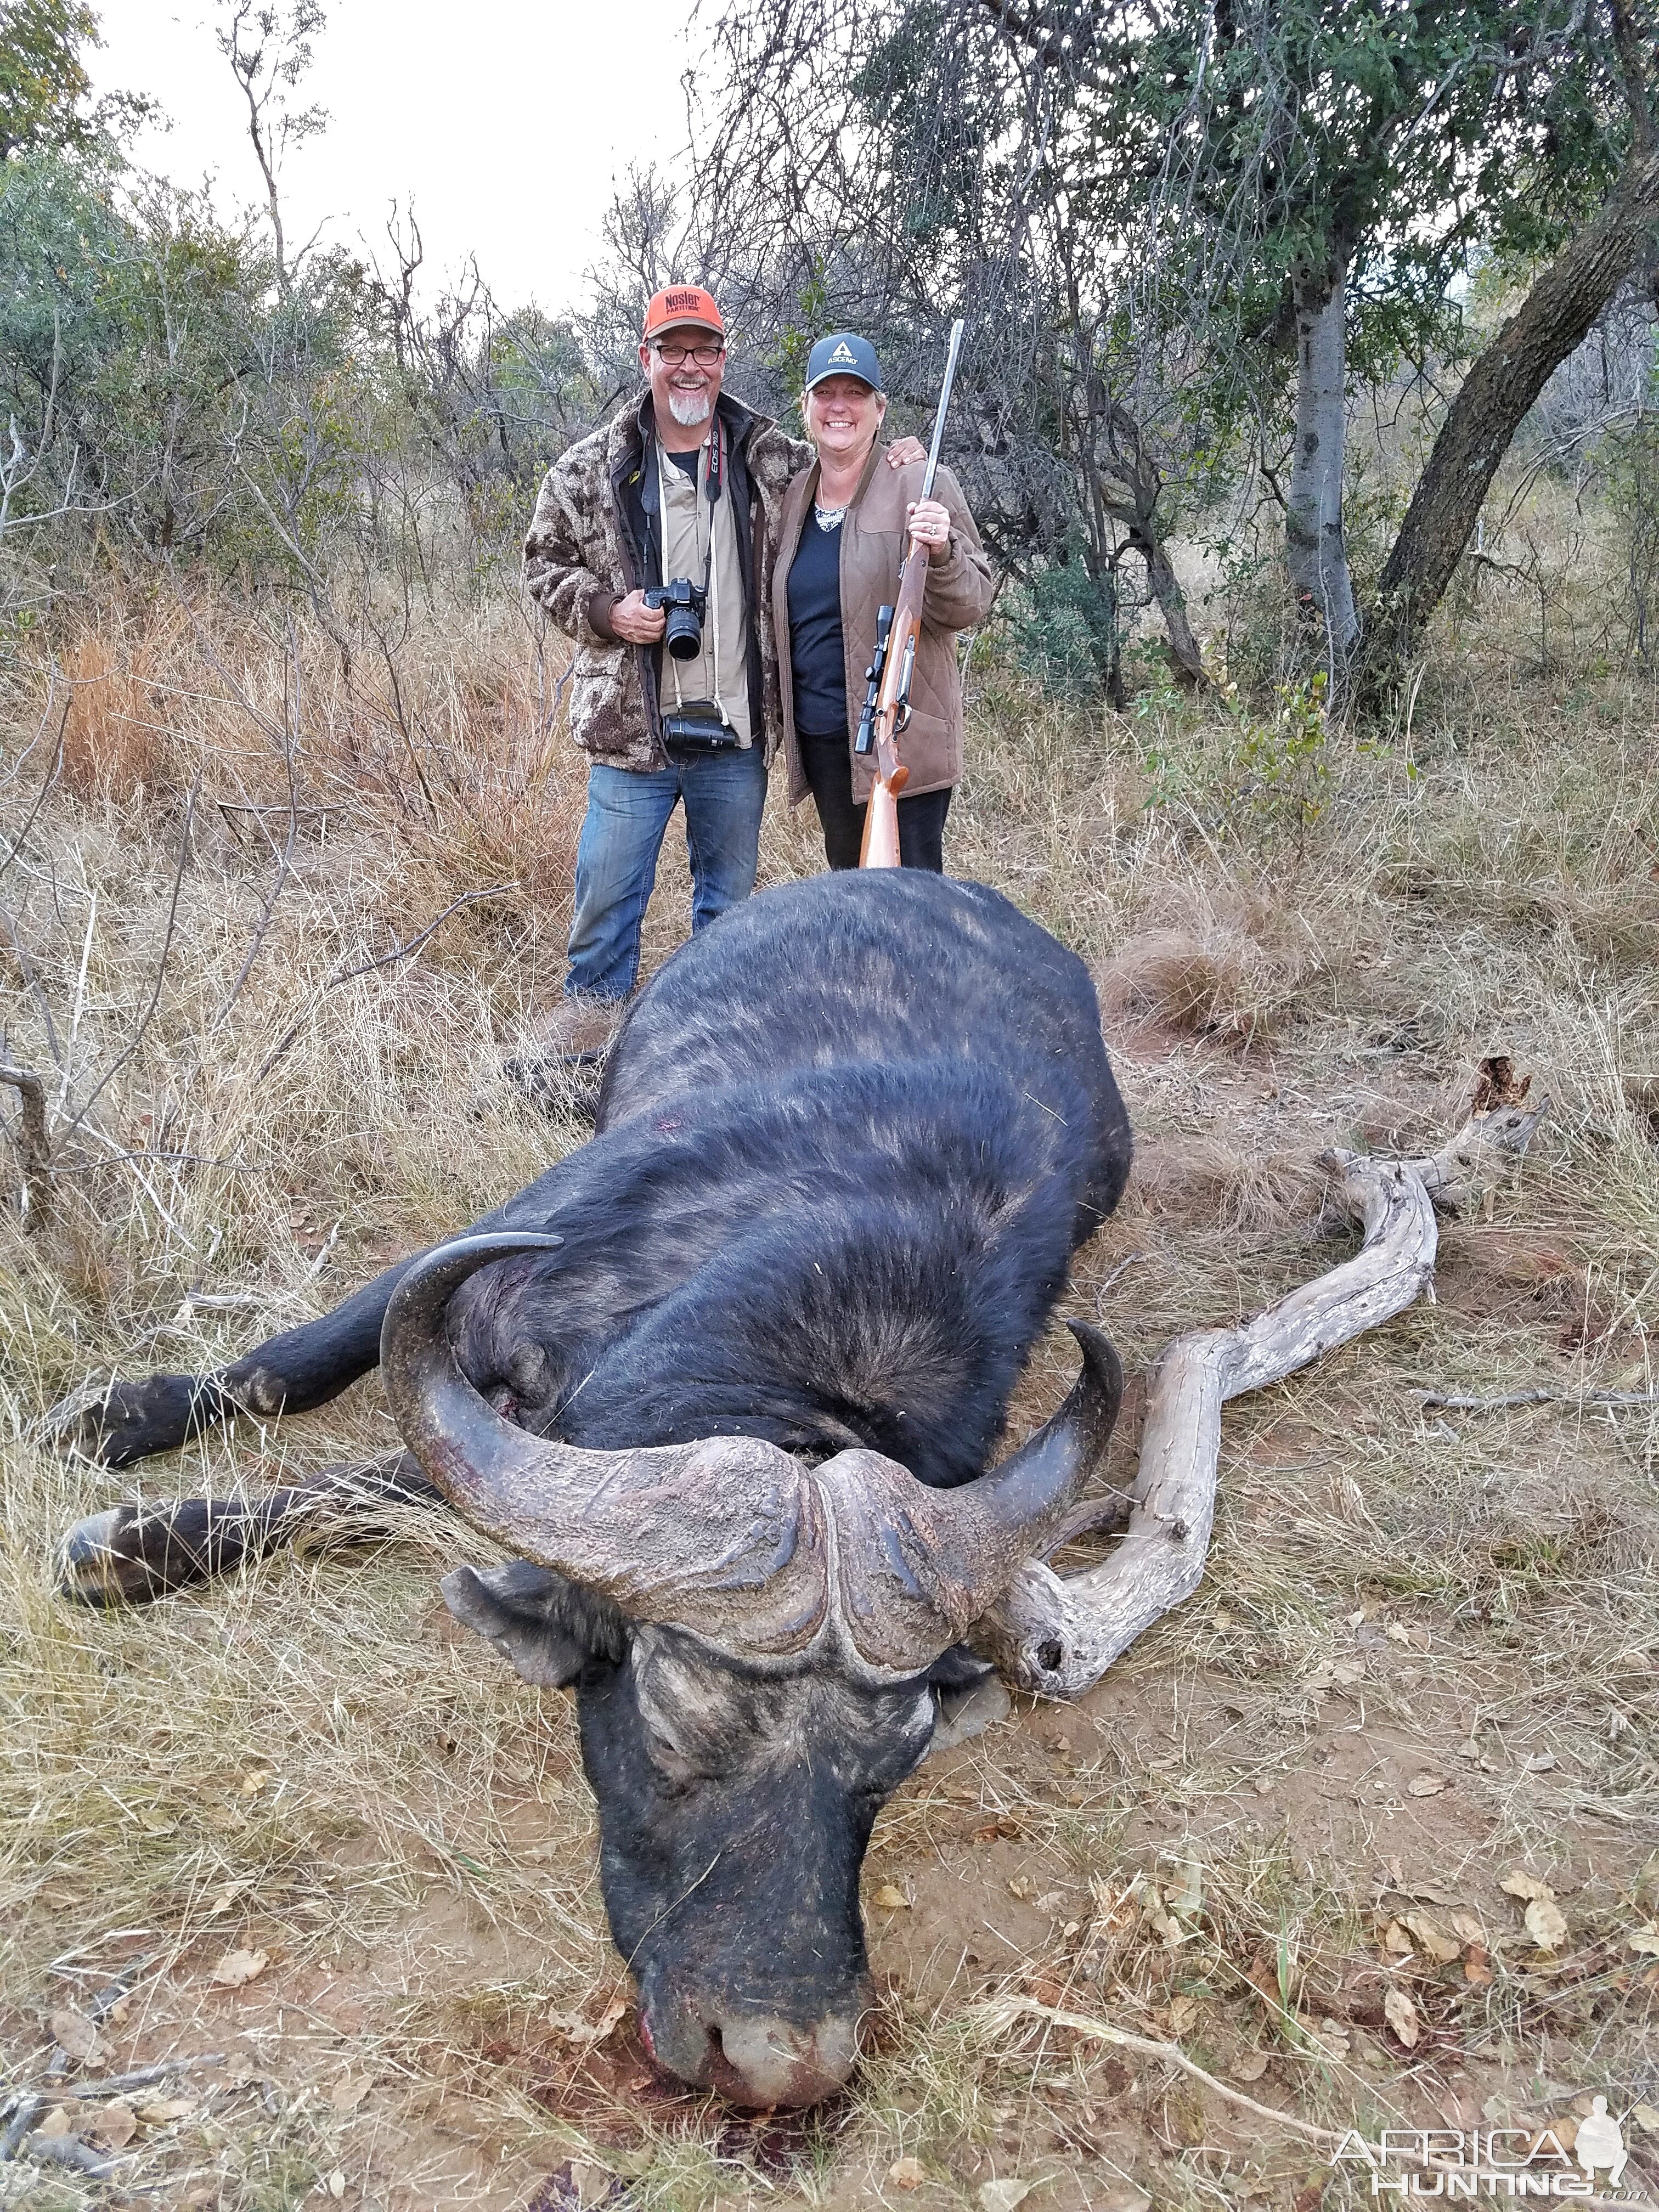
[655,416,727,725]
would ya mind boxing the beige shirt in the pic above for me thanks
[657,439,753,747]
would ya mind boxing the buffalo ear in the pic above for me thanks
[440,1561,628,1689]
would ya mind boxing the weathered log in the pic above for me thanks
[973,1094,1545,1700]
[1307,1077,1548,1233]
[1411,1094,1548,1212]
[43,2054,223,2102]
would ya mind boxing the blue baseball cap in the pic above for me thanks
[803,331,883,394]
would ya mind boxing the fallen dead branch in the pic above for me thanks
[971,1993,1339,2146]
[973,1090,1548,1700]
[12,2130,126,2179]
[0,2095,36,2162]
[1421,1386,1659,1411]
[255,881,517,1079]
[0,1059,51,1226]
[26,2054,225,2103]
[969,1999,1654,2210]
[1410,1092,1549,1211]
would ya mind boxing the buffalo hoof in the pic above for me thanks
[639,1991,864,2109]
[41,1372,212,1467]
[57,1494,252,1605]
[57,1506,172,1606]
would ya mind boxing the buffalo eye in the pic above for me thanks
[639,1720,700,1786]
[628,1635,765,1787]
[506,1342,552,1404]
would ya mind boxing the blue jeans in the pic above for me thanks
[565,747,768,1001]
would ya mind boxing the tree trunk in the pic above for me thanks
[1133,528,1209,689]
[1088,408,1210,690]
[1286,258,1361,669]
[1369,139,1659,673]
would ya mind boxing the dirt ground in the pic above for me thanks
[2,560,1657,2209]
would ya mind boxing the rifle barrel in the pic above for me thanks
[918,319,966,505]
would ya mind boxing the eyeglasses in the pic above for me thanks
[652,341,726,367]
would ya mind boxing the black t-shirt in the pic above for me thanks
[787,513,848,739]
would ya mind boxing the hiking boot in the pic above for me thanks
[501,995,628,1109]
[524,994,628,1063]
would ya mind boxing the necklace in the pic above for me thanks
[813,502,847,531]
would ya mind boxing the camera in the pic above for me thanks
[645,576,706,661]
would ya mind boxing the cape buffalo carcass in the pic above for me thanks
[50,870,1132,2109]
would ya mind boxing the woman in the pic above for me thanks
[773,332,995,871]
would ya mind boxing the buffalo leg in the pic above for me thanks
[57,1449,443,1606]
[41,1254,420,1468]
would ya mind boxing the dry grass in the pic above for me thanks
[2,524,1658,2211]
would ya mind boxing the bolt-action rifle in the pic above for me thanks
[855,318,966,868]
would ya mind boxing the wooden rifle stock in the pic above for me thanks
[857,319,966,869]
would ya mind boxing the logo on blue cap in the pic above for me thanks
[804,332,882,393]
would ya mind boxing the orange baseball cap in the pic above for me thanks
[641,286,726,343]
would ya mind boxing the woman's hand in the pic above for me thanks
[906,498,953,561]
[885,437,927,467]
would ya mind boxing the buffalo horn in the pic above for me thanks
[823,1322,1124,1673]
[380,1233,831,1655]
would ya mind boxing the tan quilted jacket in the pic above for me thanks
[771,444,996,803]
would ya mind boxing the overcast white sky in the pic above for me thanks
[90,0,699,312]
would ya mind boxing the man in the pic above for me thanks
[520,289,923,1063]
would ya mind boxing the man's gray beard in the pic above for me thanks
[667,387,714,426]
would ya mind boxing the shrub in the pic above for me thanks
[1005,548,1121,701]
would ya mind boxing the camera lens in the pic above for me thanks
[664,604,703,661]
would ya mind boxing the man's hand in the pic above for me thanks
[609,589,667,644]
[886,437,928,467]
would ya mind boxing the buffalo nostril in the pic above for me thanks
[710,2011,861,2108]
[640,1989,864,2107]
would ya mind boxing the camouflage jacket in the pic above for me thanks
[523,388,809,773]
